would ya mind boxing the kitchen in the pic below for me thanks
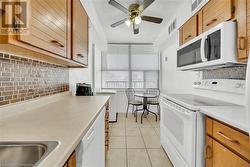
[0,0,249,167]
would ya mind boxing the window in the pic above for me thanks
[102,44,159,89]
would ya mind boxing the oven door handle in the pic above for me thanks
[161,100,193,117]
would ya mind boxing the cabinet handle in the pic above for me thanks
[238,37,246,50]
[185,35,192,40]
[50,40,64,48]
[77,54,84,58]
[206,18,218,26]
[217,131,240,144]
[204,145,212,159]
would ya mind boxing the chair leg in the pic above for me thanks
[132,105,135,115]
[141,109,145,124]
[126,104,129,118]
[157,105,160,120]
[134,106,138,117]
[135,110,138,122]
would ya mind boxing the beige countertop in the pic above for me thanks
[0,92,110,167]
[200,106,248,134]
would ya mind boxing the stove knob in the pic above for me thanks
[242,84,245,89]
[235,83,241,88]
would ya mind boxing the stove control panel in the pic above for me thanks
[193,79,245,94]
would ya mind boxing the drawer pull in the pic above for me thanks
[204,145,212,159]
[238,37,246,50]
[50,40,64,48]
[217,131,240,144]
[185,35,192,40]
[77,54,84,58]
[206,19,217,26]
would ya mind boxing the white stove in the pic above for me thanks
[160,80,243,167]
[165,94,235,110]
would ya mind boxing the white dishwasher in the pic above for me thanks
[76,107,105,167]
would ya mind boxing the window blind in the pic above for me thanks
[101,44,159,89]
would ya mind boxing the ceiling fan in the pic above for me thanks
[109,0,163,34]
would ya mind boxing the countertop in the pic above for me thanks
[0,92,110,167]
[200,106,248,133]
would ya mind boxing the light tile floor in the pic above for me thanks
[106,113,173,167]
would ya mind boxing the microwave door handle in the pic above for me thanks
[200,36,207,62]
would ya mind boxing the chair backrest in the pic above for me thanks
[146,88,160,100]
[146,88,160,96]
[125,88,135,102]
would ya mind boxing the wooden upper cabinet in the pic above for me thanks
[17,0,69,58]
[235,0,249,61]
[179,15,198,45]
[72,0,89,66]
[201,0,234,32]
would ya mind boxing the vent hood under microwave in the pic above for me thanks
[177,22,244,71]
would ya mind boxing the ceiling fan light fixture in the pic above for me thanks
[125,19,131,27]
[134,16,142,25]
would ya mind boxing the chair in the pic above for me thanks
[146,89,160,119]
[125,88,143,118]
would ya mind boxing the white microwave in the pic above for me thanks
[177,21,238,71]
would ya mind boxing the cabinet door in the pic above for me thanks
[182,15,198,44]
[17,0,68,58]
[205,136,250,167]
[236,0,247,61]
[202,0,234,32]
[72,0,88,66]
[68,151,76,167]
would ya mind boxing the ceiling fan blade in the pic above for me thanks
[138,0,155,11]
[108,0,128,14]
[133,23,139,34]
[141,16,163,24]
[111,18,127,28]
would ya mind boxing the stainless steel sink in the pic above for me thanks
[0,141,59,167]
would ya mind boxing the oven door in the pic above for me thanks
[160,98,196,167]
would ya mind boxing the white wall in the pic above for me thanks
[160,32,197,94]
[94,46,102,91]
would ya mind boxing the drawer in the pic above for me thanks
[212,120,250,161]
[202,0,233,32]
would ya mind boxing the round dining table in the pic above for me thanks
[134,93,158,123]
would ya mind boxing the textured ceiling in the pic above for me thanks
[92,0,186,43]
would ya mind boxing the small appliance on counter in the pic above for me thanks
[76,83,93,96]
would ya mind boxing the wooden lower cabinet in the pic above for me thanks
[63,151,76,167]
[105,102,110,158]
[206,136,249,167]
[205,117,250,167]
